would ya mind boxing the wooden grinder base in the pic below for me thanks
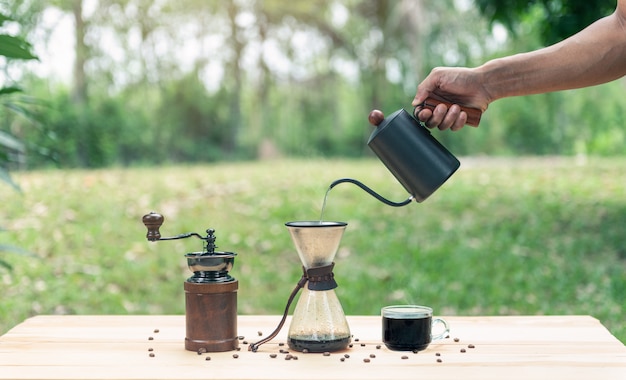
[184,280,239,352]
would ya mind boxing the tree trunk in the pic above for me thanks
[71,0,87,106]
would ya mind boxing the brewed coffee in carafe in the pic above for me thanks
[285,221,351,352]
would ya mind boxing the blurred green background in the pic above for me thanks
[0,1,624,343]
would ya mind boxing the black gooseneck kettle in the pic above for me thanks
[330,99,481,205]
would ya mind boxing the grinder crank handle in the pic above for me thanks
[416,97,482,127]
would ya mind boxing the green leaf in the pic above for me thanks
[0,130,25,152]
[0,86,22,96]
[0,34,38,60]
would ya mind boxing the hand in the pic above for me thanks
[412,67,491,131]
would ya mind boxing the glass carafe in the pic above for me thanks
[285,221,351,352]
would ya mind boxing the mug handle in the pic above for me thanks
[431,318,450,341]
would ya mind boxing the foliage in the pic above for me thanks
[0,159,624,343]
[475,0,616,45]
[0,10,38,269]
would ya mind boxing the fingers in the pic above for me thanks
[416,103,467,131]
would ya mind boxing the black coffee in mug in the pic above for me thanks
[381,305,449,351]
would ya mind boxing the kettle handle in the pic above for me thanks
[416,97,482,127]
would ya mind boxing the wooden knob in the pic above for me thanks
[368,109,385,126]
[142,212,164,241]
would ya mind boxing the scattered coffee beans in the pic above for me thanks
[340,357,345,362]
[153,329,159,333]
[205,356,211,361]
[363,358,370,363]
[149,353,155,357]
[401,355,409,360]
[453,337,460,342]
[323,352,331,356]
[257,331,263,336]
[269,354,277,358]
[148,337,154,340]
[436,358,442,363]
[344,354,350,358]
[369,354,376,358]
[435,353,441,356]
[232,354,239,359]
[460,348,466,353]
[148,348,153,352]
[376,345,381,349]
[468,344,475,348]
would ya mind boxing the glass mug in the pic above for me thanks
[381,305,450,351]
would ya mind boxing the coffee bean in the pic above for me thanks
[435,353,441,356]
[355,338,360,342]
[340,357,345,362]
[148,348,153,352]
[205,356,211,361]
[323,352,330,356]
[278,342,285,346]
[232,354,239,359]
[292,356,298,360]
[285,354,292,360]
[468,344,475,348]
[238,336,244,340]
[412,349,419,354]
[453,337,460,342]
[149,353,155,357]
[344,354,350,358]
[243,341,248,345]
[437,358,442,363]
[148,337,154,340]
[376,345,381,349]
[349,344,353,348]
[401,355,409,359]
[460,348,466,353]
[269,354,277,358]
[153,329,159,333]
[360,343,366,347]
[363,358,370,363]
[369,354,376,358]
[257,331,263,336]
[236,347,241,351]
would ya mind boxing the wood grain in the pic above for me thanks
[0,315,624,380]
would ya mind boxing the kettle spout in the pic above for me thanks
[329,178,413,207]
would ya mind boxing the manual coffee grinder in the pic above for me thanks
[142,211,238,352]
[249,221,350,353]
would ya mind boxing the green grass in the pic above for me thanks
[1,158,624,343]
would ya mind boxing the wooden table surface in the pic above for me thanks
[0,315,624,380]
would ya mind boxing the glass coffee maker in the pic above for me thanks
[249,221,350,353]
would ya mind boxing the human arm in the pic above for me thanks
[413,0,626,130]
